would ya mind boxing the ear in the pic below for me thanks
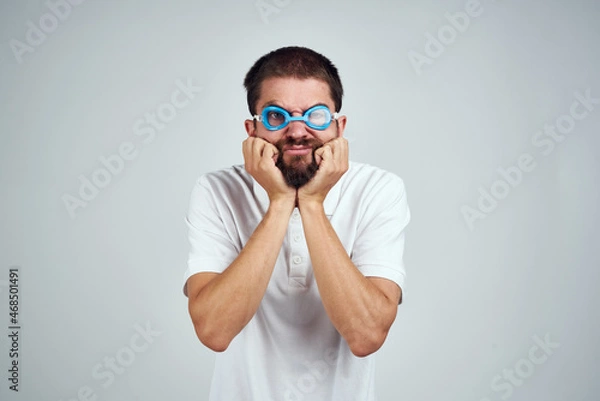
[244,119,257,137]
[335,115,347,138]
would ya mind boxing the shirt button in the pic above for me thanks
[292,210,300,220]
[292,255,302,264]
[293,234,302,242]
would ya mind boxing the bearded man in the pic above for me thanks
[183,46,411,401]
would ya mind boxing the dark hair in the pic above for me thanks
[243,46,343,115]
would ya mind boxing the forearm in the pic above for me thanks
[189,200,293,351]
[299,202,397,357]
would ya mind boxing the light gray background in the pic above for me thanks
[1,0,599,400]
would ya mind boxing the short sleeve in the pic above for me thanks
[351,173,410,303]
[182,175,239,296]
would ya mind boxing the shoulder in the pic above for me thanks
[339,162,410,229]
[343,162,407,197]
[195,164,249,185]
[194,165,252,192]
[189,165,256,207]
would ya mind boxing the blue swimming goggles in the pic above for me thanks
[253,105,338,131]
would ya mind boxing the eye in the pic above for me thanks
[265,110,286,128]
[308,109,329,125]
[267,111,284,121]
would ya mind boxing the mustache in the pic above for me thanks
[274,137,323,153]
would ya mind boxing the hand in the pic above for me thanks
[297,137,349,207]
[243,137,296,206]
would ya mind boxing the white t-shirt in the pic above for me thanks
[184,162,410,401]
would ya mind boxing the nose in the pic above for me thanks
[284,118,310,140]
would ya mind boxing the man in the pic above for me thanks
[183,46,410,400]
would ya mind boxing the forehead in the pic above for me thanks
[257,77,334,111]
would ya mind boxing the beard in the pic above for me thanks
[274,137,323,188]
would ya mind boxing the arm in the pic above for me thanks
[298,138,403,357]
[187,137,295,352]
[299,202,401,357]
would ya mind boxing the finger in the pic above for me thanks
[242,138,254,165]
[326,137,344,152]
[252,136,266,157]
[263,143,279,162]
[243,137,254,152]
[324,138,348,167]
[314,146,327,166]
[332,137,348,163]
[314,152,322,166]
[316,145,333,167]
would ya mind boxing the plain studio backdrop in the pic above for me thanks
[1,0,599,400]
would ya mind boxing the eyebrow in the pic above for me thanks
[259,101,330,113]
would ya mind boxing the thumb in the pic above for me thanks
[314,147,325,166]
